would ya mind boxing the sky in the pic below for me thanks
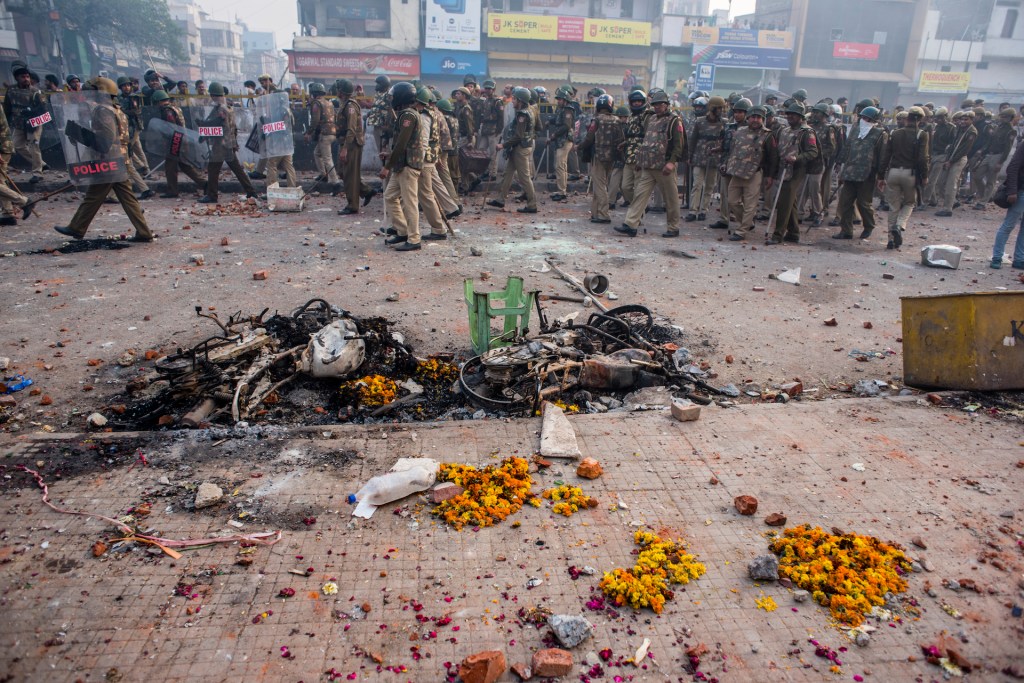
[195,0,759,52]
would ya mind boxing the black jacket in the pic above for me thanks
[1006,141,1024,192]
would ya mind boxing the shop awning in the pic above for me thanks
[489,63,569,82]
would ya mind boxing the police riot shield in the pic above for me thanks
[187,100,232,163]
[144,118,208,169]
[253,92,293,159]
[50,91,129,187]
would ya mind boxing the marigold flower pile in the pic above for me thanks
[341,374,397,407]
[431,457,536,530]
[414,358,459,384]
[541,484,596,517]
[769,524,913,626]
[599,529,706,614]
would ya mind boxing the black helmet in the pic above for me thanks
[336,78,354,95]
[375,75,391,92]
[595,94,614,113]
[308,82,326,96]
[390,82,417,108]
[151,90,170,104]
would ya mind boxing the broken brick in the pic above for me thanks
[734,495,758,515]
[459,650,507,683]
[429,482,464,504]
[576,458,603,479]
[252,270,268,281]
[765,512,787,526]
[531,649,573,678]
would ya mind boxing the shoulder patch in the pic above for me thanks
[402,118,412,128]
[807,134,817,146]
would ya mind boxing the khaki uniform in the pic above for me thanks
[973,120,1014,203]
[157,103,206,195]
[688,115,724,214]
[425,106,459,218]
[66,102,151,240]
[440,111,461,205]
[495,107,537,210]
[309,97,339,184]
[723,125,779,237]
[204,102,257,200]
[548,104,575,195]
[938,123,977,211]
[623,110,685,233]
[475,95,503,176]
[0,107,26,215]
[3,85,45,174]
[383,108,429,244]
[337,96,367,209]
[266,107,297,188]
[119,92,148,172]
[114,103,149,194]
[881,126,930,235]
[772,123,820,242]
[835,124,885,238]
[923,120,956,204]
[578,112,624,221]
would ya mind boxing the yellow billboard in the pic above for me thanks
[584,18,652,46]
[682,26,719,45]
[918,71,971,94]
[487,13,559,41]
[488,13,651,45]
[758,30,793,50]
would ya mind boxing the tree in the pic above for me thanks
[54,0,185,63]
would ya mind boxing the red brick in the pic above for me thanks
[510,662,533,680]
[429,482,464,504]
[531,649,573,678]
[252,270,268,281]
[764,512,787,526]
[460,650,506,683]
[734,495,758,515]
[576,458,603,479]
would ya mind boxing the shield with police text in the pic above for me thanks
[186,100,232,163]
[144,118,208,169]
[254,92,294,159]
[50,91,129,187]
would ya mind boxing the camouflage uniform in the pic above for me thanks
[803,118,836,218]
[308,96,339,184]
[621,109,685,235]
[366,91,396,159]
[475,95,504,177]
[835,123,886,237]
[923,119,956,204]
[494,107,537,211]
[771,122,819,243]
[687,115,724,215]
[2,83,45,175]
[621,106,651,204]
[548,103,576,197]
[0,106,27,214]
[723,125,779,238]
[578,111,624,222]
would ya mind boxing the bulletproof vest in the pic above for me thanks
[479,96,502,135]
[424,109,441,163]
[520,108,535,144]
[811,120,835,160]
[213,103,239,152]
[366,93,396,130]
[339,99,365,146]
[593,113,620,163]
[725,127,769,180]
[6,86,40,127]
[443,113,458,152]
[552,105,574,142]
[162,104,187,127]
[691,116,724,166]
[624,109,649,164]
[313,98,336,136]
[636,113,676,170]
[840,126,884,182]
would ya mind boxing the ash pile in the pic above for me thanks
[106,295,724,431]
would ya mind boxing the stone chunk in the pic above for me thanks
[510,662,532,681]
[252,270,268,281]
[734,494,758,515]
[429,482,464,504]
[459,651,507,683]
[576,458,603,479]
[764,512,787,527]
[548,614,594,648]
[793,589,810,603]
[87,412,108,428]
[748,554,780,581]
[540,402,581,460]
[779,382,803,397]
[670,399,701,422]
[194,482,224,509]
[531,649,573,678]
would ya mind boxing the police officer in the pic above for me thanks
[54,78,153,243]
[199,82,258,203]
[421,89,460,225]
[380,82,428,252]
[486,87,538,214]
[3,63,45,183]
[609,104,630,209]
[935,111,977,217]
[578,94,623,224]
[437,98,462,208]
[687,95,726,222]
[475,80,503,179]
[335,78,374,215]
[971,108,1016,208]
[117,77,150,177]
[0,105,26,225]
[923,107,955,206]
[722,105,779,241]
[548,86,576,202]
[151,90,207,197]
[711,97,751,231]
[833,106,886,239]
[616,88,684,238]
[768,102,819,245]
[620,89,651,208]
[879,106,929,249]
[366,75,396,163]
[304,83,340,193]
[802,103,836,227]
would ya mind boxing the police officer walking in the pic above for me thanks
[687,95,726,222]
[199,82,258,203]
[335,78,375,215]
[151,90,207,197]
[379,82,427,252]
[620,89,650,207]
[879,106,929,249]
[305,83,340,194]
[486,87,538,214]
[4,63,45,183]
[833,106,886,239]
[722,105,779,241]
[548,86,577,202]
[578,94,624,224]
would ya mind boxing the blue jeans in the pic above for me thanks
[992,192,1024,264]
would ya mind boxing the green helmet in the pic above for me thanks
[785,101,806,116]
[336,78,354,95]
[648,88,670,104]
[512,86,531,105]
[764,104,776,117]
[859,106,880,121]
[587,87,606,99]
[732,98,752,112]
[555,86,572,100]
[208,82,227,96]
[482,79,496,89]
[856,98,874,109]
[150,89,170,103]
[116,76,131,88]
[614,105,630,117]
[308,82,326,96]
[748,105,767,118]
[792,88,808,101]
[811,103,831,115]
[436,98,454,113]
[415,86,433,105]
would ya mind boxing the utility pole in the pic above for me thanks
[46,0,68,80]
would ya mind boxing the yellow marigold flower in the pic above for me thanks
[321,582,338,595]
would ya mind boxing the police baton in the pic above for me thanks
[764,164,787,240]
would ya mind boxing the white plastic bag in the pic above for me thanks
[300,319,365,378]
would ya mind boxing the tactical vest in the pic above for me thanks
[113,105,130,155]
[636,113,677,170]
[777,124,815,180]
[840,126,884,182]
[443,113,458,152]
[479,96,502,136]
[593,113,620,163]
[725,127,769,180]
[366,93,392,128]
[423,110,440,164]
[211,104,239,152]
[312,98,336,136]
[624,110,649,164]
[163,104,187,127]
[811,120,835,160]
[337,99,365,146]
[430,107,450,156]
[691,117,725,166]
[6,86,41,128]
[551,105,574,143]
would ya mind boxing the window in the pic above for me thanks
[1001,8,1018,37]
[324,0,390,38]
[976,61,989,69]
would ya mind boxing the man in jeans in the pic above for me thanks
[990,139,1024,270]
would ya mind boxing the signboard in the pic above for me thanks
[694,63,715,91]
[487,13,651,46]
[692,44,792,70]
[198,126,223,137]
[918,71,971,94]
[682,27,793,50]
[419,49,488,76]
[29,111,52,128]
[832,42,880,60]
[287,52,421,77]
[68,159,123,183]
[262,120,287,134]
[425,0,482,51]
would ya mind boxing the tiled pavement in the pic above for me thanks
[0,396,1021,682]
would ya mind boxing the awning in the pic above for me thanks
[489,63,569,81]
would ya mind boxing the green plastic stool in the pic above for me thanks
[464,276,536,356]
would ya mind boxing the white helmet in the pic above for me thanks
[831,104,843,116]
[694,97,709,107]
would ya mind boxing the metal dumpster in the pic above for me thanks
[901,291,1024,391]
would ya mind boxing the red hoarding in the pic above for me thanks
[832,42,880,60]
[287,52,420,77]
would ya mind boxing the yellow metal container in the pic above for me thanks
[901,291,1024,390]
